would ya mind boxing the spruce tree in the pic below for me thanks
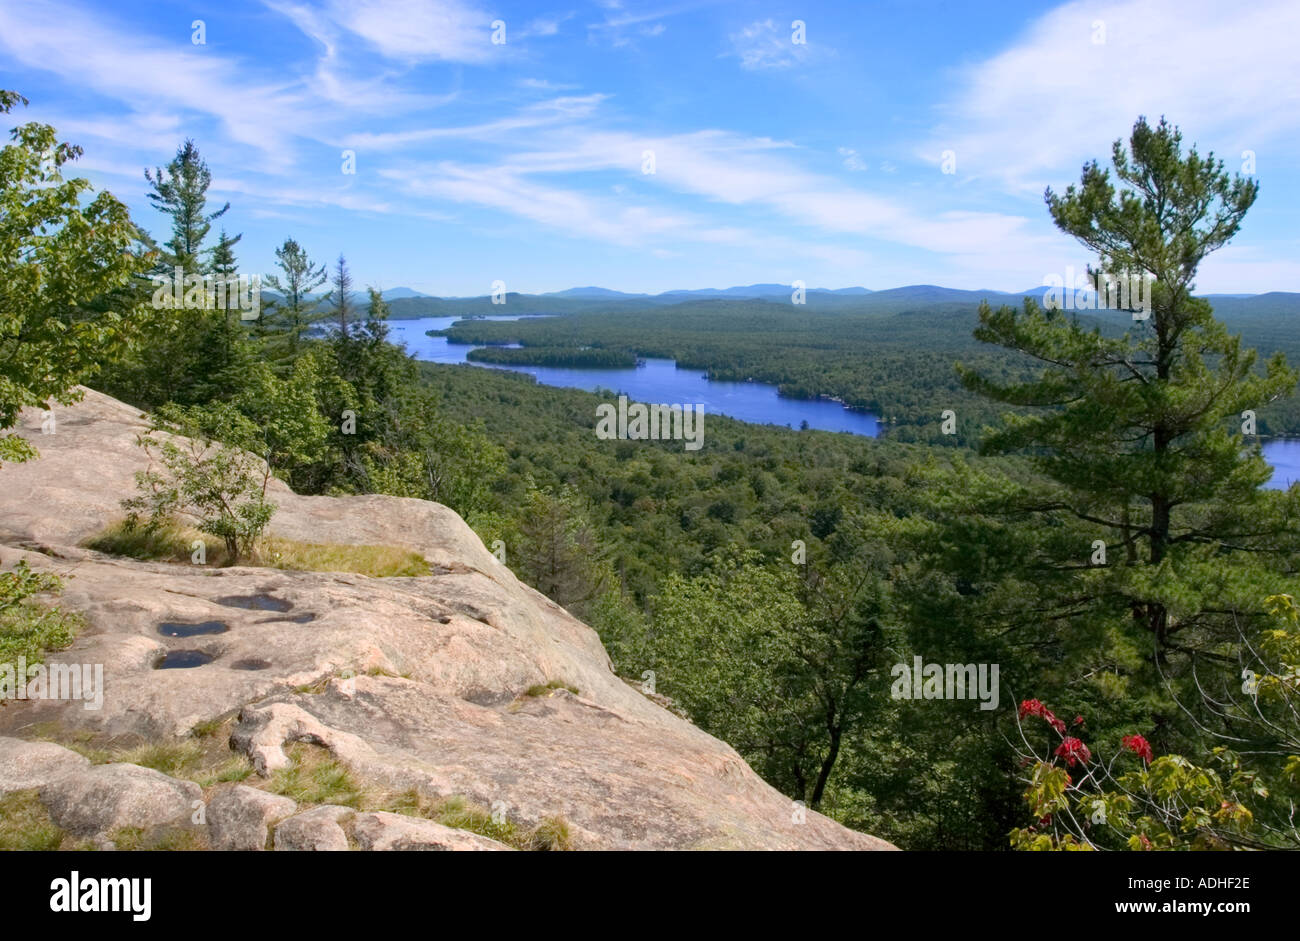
[262,237,328,357]
[206,228,242,324]
[144,139,229,273]
[327,253,355,338]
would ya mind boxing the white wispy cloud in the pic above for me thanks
[518,78,582,91]
[925,0,1300,193]
[379,161,733,247]
[263,0,467,117]
[369,100,1062,278]
[586,1,692,46]
[519,11,577,39]
[319,0,495,63]
[726,19,811,70]
[0,0,313,167]
[341,95,608,150]
[838,147,868,171]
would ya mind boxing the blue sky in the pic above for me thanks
[2,0,1298,295]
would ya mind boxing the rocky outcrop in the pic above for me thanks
[0,389,895,851]
[206,785,298,851]
[273,805,352,852]
[0,737,90,796]
[351,812,511,851]
[40,762,202,836]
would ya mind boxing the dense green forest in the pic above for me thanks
[438,297,1300,444]
[420,360,1035,845]
[5,92,1300,851]
[463,344,638,369]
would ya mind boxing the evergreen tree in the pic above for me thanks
[144,139,229,273]
[957,116,1300,659]
[104,139,245,406]
[261,237,328,357]
[335,288,395,394]
[516,484,607,612]
[206,228,243,324]
[326,253,355,338]
[871,117,1300,847]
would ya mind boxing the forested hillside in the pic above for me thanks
[4,90,1300,853]
[439,296,1300,444]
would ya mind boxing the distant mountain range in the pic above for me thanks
[300,283,1299,322]
[541,283,1147,307]
[542,283,1293,304]
[333,284,1284,306]
[547,284,876,299]
[281,287,432,304]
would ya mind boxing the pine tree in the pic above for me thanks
[516,485,607,611]
[262,237,328,357]
[335,288,393,390]
[144,139,228,273]
[957,116,1300,658]
[111,138,246,405]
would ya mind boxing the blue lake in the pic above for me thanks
[388,315,880,435]
[1265,438,1300,491]
[388,315,1295,487]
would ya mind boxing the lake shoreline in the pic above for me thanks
[389,315,884,436]
[387,316,1300,484]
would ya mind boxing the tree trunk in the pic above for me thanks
[810,717,842,808]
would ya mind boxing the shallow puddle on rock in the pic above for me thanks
[155,650,215,669]
[213,593,293,612]
[158,620,229,637]
[230,658,271,671]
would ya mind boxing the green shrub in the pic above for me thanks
[0,561,82,666]
[122,408,276,564]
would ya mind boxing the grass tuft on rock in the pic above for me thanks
[34,721,253,787]
[85,518,430,577]
[267,742,365,808]
[433,794,520,845]
[526,815,575,851]
[259,537,430,578]
[374,789,573,850]
[108,825,206,851]
[0,790,65,850]
[116,740,206,777]
[193,755,255,787]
